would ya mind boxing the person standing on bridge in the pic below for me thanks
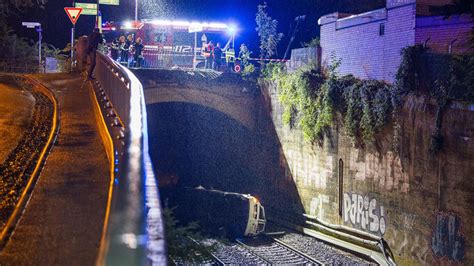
[124,35,134,66]
[118,36,126,63]
[86,28,103,80]
[133,37,144,68]
[213,42,223,71]
[110,37,120,61]
[205,41,214,69]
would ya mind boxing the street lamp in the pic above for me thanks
[227,25,237,49]
[22,22,42,73]
[135,0,138,21]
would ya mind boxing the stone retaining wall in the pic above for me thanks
[261,80,474,265]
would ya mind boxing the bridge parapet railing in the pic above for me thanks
[94,52,166,265]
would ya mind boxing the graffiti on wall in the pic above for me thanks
[343,193,386,235]
[309,194,330,220]
[349,150,409,193]
[432,212,465,262]
[284,147,334,189]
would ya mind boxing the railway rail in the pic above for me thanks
[206,234,324,265]
[206,229,374,265]
[235,235,323,265]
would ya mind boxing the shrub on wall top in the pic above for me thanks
[271,45,473,152]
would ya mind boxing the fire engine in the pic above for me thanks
[103,20,238,70]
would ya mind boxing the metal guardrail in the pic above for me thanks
[94,52,166,265]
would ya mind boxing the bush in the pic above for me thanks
[272,45,473,152]
[164,207,216,264]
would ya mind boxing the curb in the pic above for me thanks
[87,79,116,266]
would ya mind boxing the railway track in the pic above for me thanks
[235,235,323,265]
[207,234,324,265]
[201,238,268,265]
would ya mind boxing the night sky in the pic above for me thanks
[10,0,384,56]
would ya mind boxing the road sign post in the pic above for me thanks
[22,22,42,73]
[64,7,82,71]
[37,27,42,73]
[71,26,75,70]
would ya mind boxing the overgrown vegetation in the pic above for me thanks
[0,0,70,72]
[0,0,48,60]
[164,207,216,264]
[0,23,70,72]
[269,45,474,154]
[0,0,47,16]
[239,43,255,78]
[394,45,474,153]
[303,37,320,48]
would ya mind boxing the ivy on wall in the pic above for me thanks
[268,59,392,147]
[269,45,474,153]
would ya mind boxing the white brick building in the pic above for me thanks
[318,0,473,83]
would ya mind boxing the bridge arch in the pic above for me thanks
[144,86,257,129]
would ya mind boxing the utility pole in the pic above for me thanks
[37,25,42,73]
[96,0,101,32]
[72,0,75,71]
[283,15,305,60]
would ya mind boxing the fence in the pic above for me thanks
[286,47,321,72]
[94,52,166,265]
[141,46,194,69]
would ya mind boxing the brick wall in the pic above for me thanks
[415,15,474,54]
[319,1,472,83]
[320,3,416,83]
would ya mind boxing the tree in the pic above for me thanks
[0,1,49,61]
[434,0,474,17]
[0,23,37,60]
[0,0,47,17]
[255,2,283,59]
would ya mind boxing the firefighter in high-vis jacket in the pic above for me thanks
[225,47,235,71]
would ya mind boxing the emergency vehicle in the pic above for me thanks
[103,20,238,70]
